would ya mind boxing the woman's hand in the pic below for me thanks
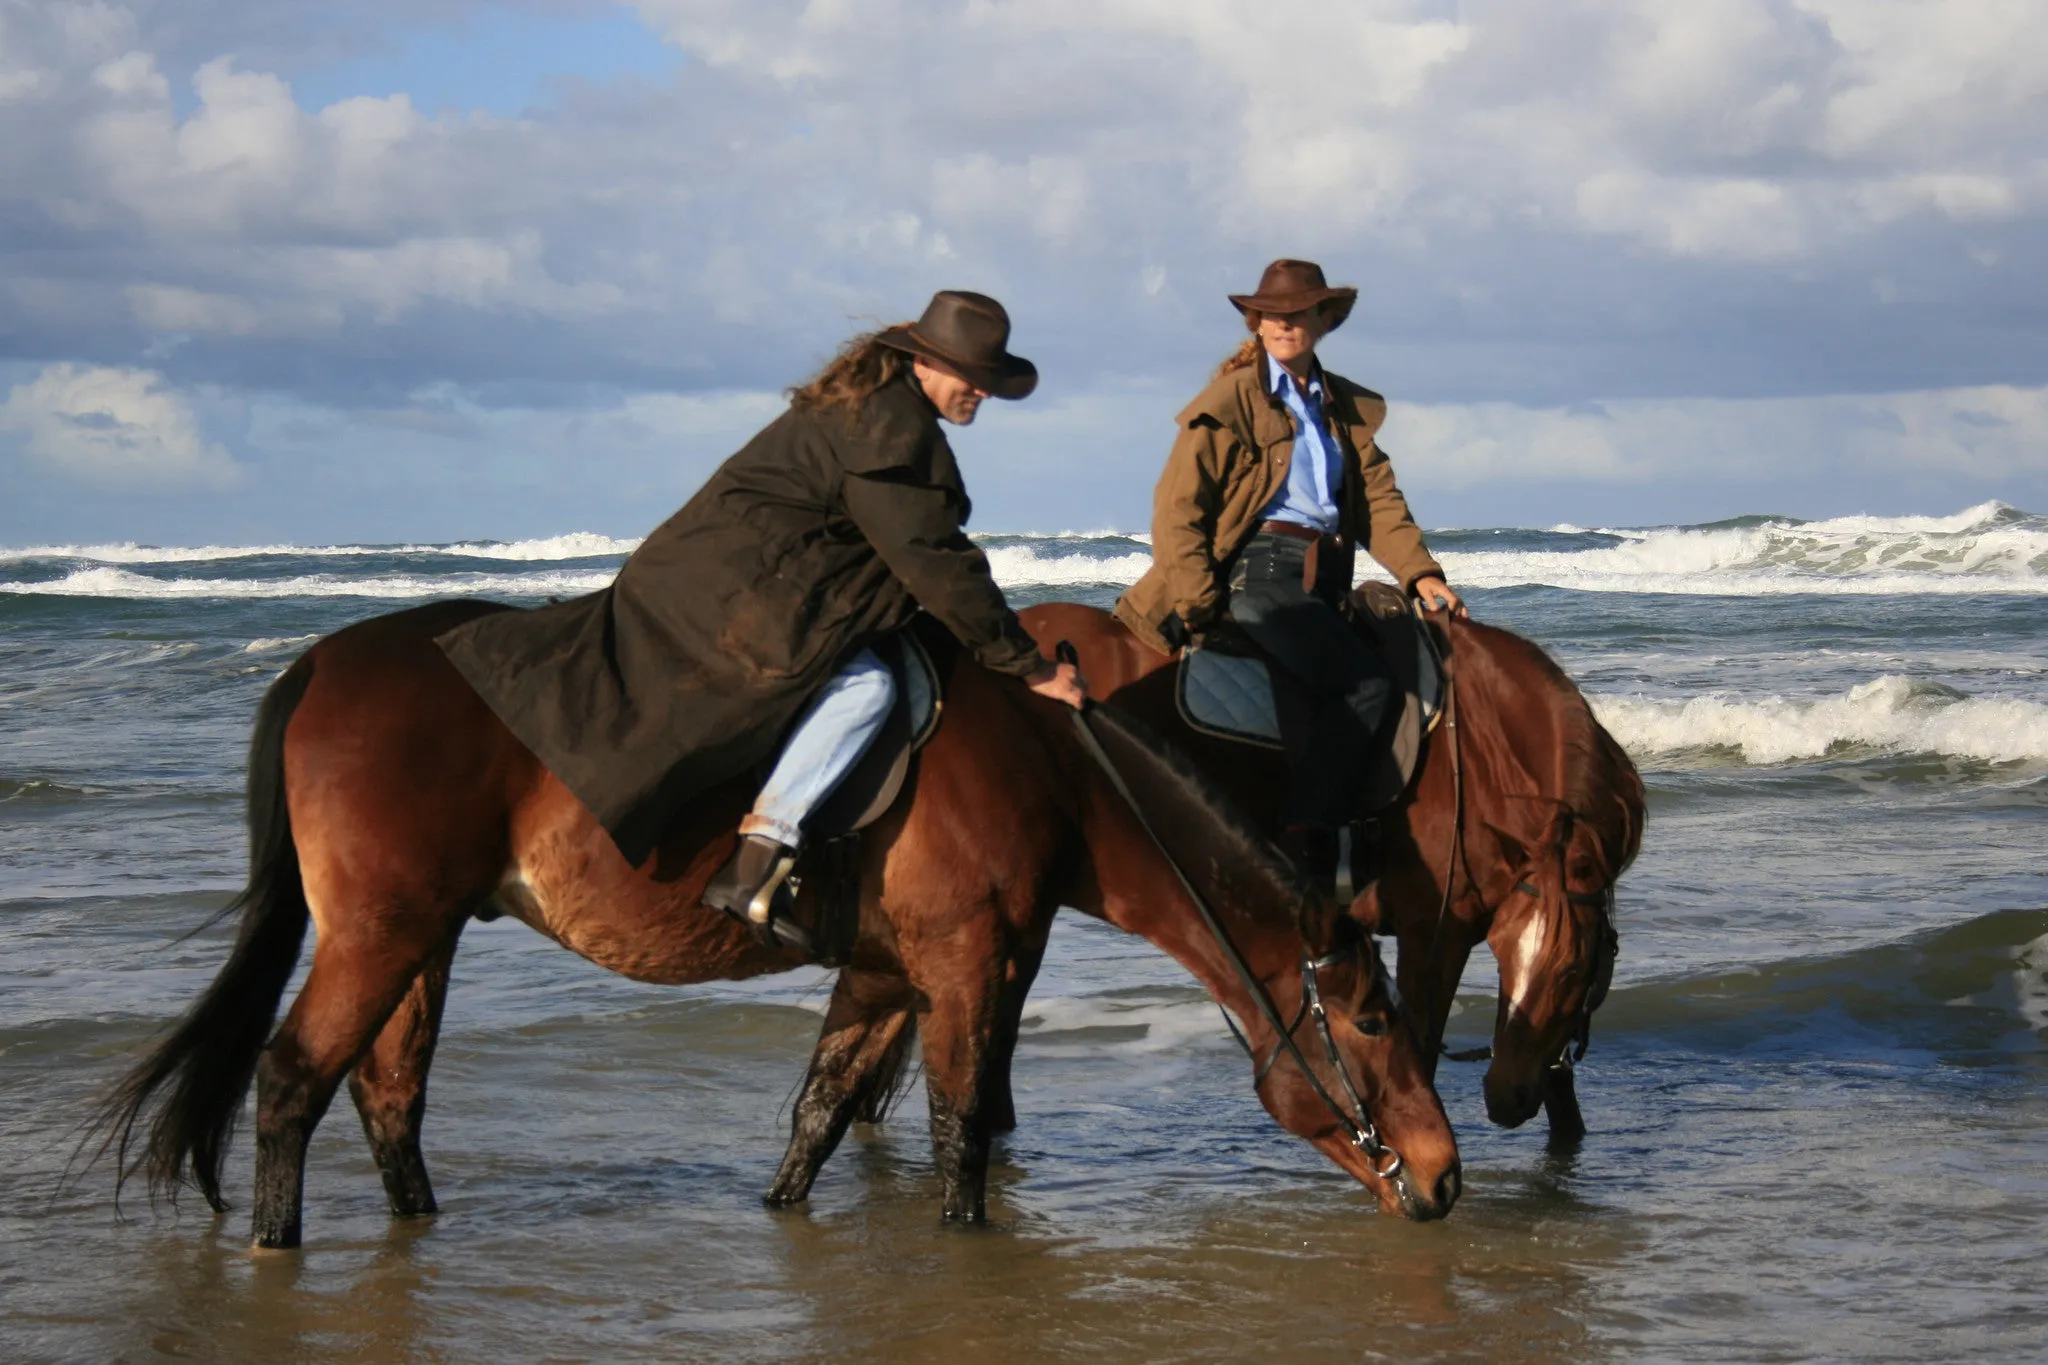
[1026,658,1089,709]
[1412,576,1468,618]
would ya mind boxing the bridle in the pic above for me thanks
[1062,695,1405,1182]
[1415,622,1619,1071]
[1441,873,1618,1068]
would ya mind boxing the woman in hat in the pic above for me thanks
[440,291,1087,938]
[1114,260,1465,894]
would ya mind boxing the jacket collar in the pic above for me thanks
[1257,347,1330,406]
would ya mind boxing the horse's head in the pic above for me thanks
[1481,804,1619,1128]
[1248,918,1463,1221]
[1069,700,1462,1221]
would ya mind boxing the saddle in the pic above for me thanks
[780,622,945,963]
[1175,580,1447,813]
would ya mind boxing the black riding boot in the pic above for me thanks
[1276,824,1343,941]
[702,835,812,953]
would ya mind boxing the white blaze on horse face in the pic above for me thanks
[1504,914,1548,1018]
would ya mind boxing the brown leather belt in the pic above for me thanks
[1257,519,1333,544]
[1253,519,1351,548]
[1250,522,1353,598]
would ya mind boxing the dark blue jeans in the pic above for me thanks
[1229,531,1393,831]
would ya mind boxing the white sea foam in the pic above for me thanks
[1,566,617,600]
[1016,992,1225,1055]
[983,544,1154,589]
[1447,501,2048,596]
[441,533,641,560]
[0,533,641,565]
[1591,675,2048,766]
[243,634,322,654]
[5,504,2042,598]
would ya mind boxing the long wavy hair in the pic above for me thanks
[789,327,916,419]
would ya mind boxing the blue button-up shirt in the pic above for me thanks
[1256,358,1344,534]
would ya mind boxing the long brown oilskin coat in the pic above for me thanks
[1115,352,1444,654]
[439,371,1043,865]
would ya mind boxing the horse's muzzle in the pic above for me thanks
[1396,1158,1462,1222]
[1484,1074,1544,1129]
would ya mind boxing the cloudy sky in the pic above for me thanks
[3,0,2045,543]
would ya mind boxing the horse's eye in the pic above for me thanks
[1354,1013,1388,1038]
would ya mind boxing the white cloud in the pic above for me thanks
[0,363,242,491]
[3,0,2048,537]
[1389,383,2048,491]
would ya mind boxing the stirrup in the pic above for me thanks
[703,836,811,953]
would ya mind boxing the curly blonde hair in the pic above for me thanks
[1213,334,1263,381]
[788,327,916,417]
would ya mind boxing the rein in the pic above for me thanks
[1058,681,1401,1179]
[1410,608,1616,1072]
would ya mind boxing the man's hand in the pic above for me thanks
[1412,575,1468,618]
[1027,658,1089,709]
[1159,610,1190,651]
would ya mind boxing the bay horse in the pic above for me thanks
[1020,602,1645,1139]
[89,602,1461,1250]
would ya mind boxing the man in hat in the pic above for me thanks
[440,291,1086,940]
[1114,259,1465,898]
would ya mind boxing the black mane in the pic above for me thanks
[1082,701,1305,919]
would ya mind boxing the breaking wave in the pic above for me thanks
[1447,501,2048,596]
[1,547,1152,599]
[4,504,2042,600]
[0,533,641,566]
[983,544,1153,588]
[1592,675,2048,767]
[0,566,620,600]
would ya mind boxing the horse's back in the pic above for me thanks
[287,599,540,912]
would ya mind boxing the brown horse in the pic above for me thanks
[1014,602,1645,1139]
[90,602,1461,1250]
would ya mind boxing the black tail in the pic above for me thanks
[849,1016,921,1125]
[83,657,316,1212]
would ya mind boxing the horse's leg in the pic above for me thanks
[913,938,1010,1225]
[346,936,459,1219]
[980,924,1052,1135]
[1399,927,1476,1086]
[251,921,457,1250]
[1543,1066,1588,1148]
[764,968,914,1208]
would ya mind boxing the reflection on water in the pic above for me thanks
[6,921,2044,1362]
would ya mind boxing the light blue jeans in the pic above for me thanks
[738,648,897,849]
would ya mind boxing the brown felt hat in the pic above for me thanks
[1228,258,1358,332]
[877,290,1038,400]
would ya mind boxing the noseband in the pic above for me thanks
[1444,878,1617,1068]
[1064,701,1403,1181]
[1233,931,1402,1179]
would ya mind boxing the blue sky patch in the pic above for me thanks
[284,7,679,117]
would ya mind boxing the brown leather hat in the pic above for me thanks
[1228,258,1357,331]
[877,290,1038,400]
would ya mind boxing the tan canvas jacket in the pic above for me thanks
[1114,353,1444,654]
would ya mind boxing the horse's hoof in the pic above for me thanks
[761,1184,811,1210]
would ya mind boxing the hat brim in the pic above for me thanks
[1228,286,1358,333]
[878,326,1038,401]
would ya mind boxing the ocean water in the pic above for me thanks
[2,500,2044,1362]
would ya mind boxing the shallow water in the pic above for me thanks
[4,505,2046,1362]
